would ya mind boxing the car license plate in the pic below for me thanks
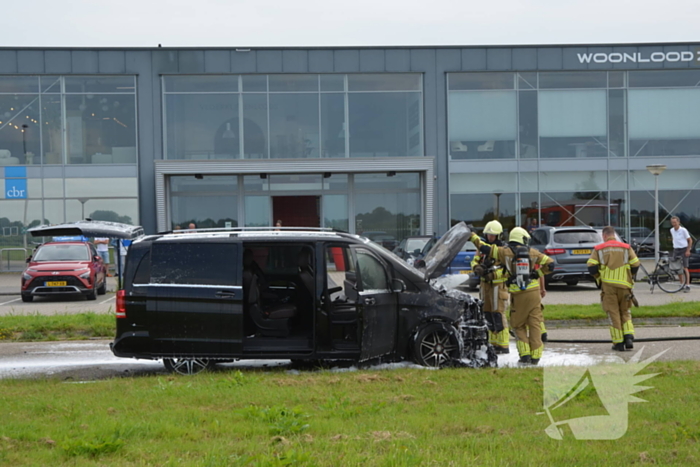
[460,270,471,274]
[45,281,67,287]
[572,249,591,255]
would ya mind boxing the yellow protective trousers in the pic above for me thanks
[510,288,544,359]
[481,280,509,350]
[601,283,634,344]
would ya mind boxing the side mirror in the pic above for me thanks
[94,255,102,262]
[414,259,426,269]
[26,256,32,263]
[391,278,406,293]
[413,248,422,255]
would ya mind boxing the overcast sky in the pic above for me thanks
[4,0,699,48]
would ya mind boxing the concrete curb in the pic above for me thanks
[547,317,700,328]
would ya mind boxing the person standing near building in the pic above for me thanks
[670,216,692,292]
[470,221,510,354]
[94,237,111,276]
[587,226,640,351]
[479,227,553,365]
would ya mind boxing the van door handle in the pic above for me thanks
[216,291,236,299]
[364,297,376,305]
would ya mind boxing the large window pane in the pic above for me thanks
[244,196,270,227]
[0,94,41,165]
[539,72,607,89]
[269,94,319,158]
[66,198,139,224]
[163,75,238,93]
[66,94,137,164]
[608,89,626,157]
[323,194,348,231]
[41,94,63,164]
[539,171,608,192]
[450,172,516,194]
[269,75,318,92]
[320,93,346,158]
[169,175,238,229]
[65,177,138,198]
[628,89,700,157]
[448,73,514,91]
[349,92,422,158]
[450,193,516,232]
[355,173,421,243]
[519,91,538,158]
[243,94,268,159]
[65,76,135,93]
[539,90,607,158]
[448,91,516,160]
[165,94,239,160]
[629,70,700,88]
[348,74,421,91]
[539,192,608,227]
[0,76,39,93]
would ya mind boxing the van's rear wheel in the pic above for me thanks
[413,323,460,368]
[163,358,214,375]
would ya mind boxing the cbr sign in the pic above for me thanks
[577,51,697,64]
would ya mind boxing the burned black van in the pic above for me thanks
[109,223,497,374]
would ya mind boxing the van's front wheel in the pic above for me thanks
[163,358,214,375]
[413,323,461,368]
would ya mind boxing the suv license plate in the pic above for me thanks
[45,281,67,287]
[572,249,591,255]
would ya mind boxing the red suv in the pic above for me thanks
[21,240,107,302]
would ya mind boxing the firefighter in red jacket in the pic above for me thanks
[587,226,640,351]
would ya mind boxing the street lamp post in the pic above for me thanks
[494,192,502,221]
[78,198,90,220]
[646,164,667,265]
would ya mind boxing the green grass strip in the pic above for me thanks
[0,362,698,466]
[2,302,700,342]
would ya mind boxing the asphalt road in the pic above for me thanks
[1,325,699,380]
[0,292,116,316]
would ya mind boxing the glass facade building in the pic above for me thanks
[1,44,699,254]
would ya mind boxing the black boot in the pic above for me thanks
[624,334,634,350]
[494,346,510,354]
[518,355,532,364]
[612,342,626,351]
[541,332,548,343]
[530,358,540,365]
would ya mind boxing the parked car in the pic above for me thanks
[361,231,399,251]
[393,235,432,262]
[624,227,654,256]
[21,239,107,302]
[419,237,480,291]
[104,222,498,373]
[529,226,601,286]
[689,245,699,283]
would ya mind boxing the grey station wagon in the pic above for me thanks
[105,223,495,374]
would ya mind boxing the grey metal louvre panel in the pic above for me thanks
[154,157,434,234]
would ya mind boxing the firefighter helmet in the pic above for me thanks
[483,220,503,236]
[509,227,531,245]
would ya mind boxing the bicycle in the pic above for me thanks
[634,245,687,294]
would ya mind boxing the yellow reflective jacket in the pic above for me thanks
[587,239,639,289]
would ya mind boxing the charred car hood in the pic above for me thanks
[421,222,471,280]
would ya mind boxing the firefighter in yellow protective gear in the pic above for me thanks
[478,227,554,365]
[469,221,510,354]
[586,225,640,351]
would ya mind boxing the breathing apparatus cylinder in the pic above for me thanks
[514,245,531,291]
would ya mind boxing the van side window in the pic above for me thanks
[131,250,151,284]
[356,250,388,291]
[326,245,356,301]
[151,243,237,286]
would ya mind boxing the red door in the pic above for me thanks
[273,196,320,228]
